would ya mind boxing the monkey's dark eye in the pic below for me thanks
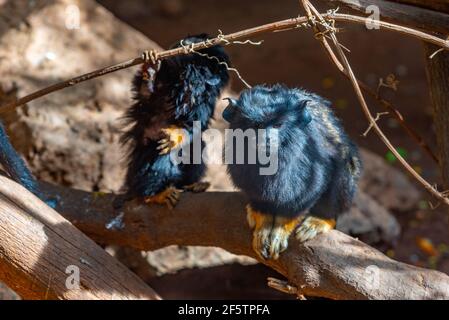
[272,123,282,129]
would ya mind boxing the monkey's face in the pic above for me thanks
[169,33,230,89]
[223,85,312,149]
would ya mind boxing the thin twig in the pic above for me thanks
[300,0,449,206]
[0,12,447,114]
[363,112,389,137]
[267,277,306,300]
[364,83,439,163]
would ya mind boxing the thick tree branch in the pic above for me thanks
[36,181,449,300]
[0,176,160,300]
[324,0,449,34]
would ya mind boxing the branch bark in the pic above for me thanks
[36,181,449,300]
[0,176,160,300]
[390,0,449,14]
[324,0,449,34]
[424,44,449,188]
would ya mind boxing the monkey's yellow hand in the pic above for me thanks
[247,205,302,260]
[157,126,188,155]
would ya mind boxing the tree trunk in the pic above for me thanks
[424,44,449,187]
[0,175,160,300]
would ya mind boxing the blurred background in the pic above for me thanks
[0,0,447,299]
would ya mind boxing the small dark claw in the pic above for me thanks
[183,182,210,193]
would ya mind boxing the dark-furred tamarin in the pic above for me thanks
[224,84,362,260]
[121,34,230,208]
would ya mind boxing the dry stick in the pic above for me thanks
[312,13,438,163]
[0,16,439,163]
[0,13,448,115]
[302,1,449,206]
[359,81,439,164]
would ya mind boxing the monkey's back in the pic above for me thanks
[228,95,361,218]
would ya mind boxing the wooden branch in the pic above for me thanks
[424,44,449,188]
[324,0,449,34]
[0,176,160,300]
[37,182,449,300]
[389,0,449,14]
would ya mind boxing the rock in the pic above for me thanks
[359,149,421,212]
[0,0,160,192]
[145,246,256,276]
[337,191,401,244]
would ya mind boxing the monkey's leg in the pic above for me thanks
[247,205,302,260]
[144,186,182,210]
[182,181,210,193]
[157,126,188,155]
[295,216,336,243]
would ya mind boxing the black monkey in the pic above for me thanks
[223,84,362,260]
[121,34,230,208]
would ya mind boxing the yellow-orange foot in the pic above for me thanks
[157,126,188,155]
[144,187,182,210]
[247,205,302,260]
[295,216,336,243]
[183,181,210,193]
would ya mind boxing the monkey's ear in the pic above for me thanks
[222,97,239,123]
[299,100,312,126]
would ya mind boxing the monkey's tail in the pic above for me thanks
[0,120,42,199]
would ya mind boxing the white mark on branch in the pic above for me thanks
[79,258,91,267]
[106,212,125,230]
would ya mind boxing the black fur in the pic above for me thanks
[122,34,230,198]
[224,84,362,220]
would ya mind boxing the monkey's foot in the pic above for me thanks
[144,187,182,210]
[183,181,210,193]
[247,206,302,260]
[157,126,188,155]
[295,216,336,243]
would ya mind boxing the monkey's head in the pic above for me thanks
[223,84,313,148]
[169,33,230,89]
